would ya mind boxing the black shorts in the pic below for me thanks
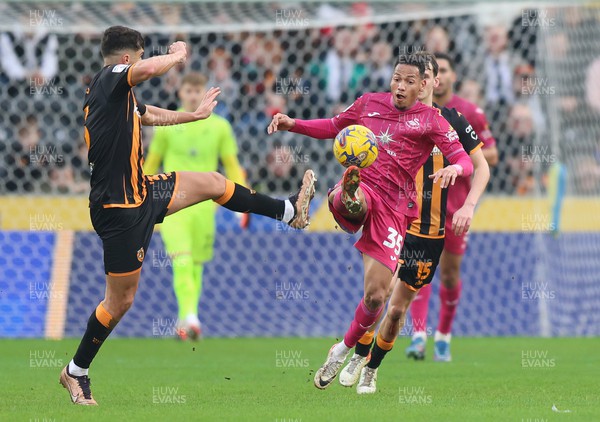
[90,172,178,276]
[398,232,445,290]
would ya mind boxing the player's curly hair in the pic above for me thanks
[101,26,144,58]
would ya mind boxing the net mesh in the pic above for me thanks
[0,2,599,338]
[5,2,600,195]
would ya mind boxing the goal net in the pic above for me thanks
[0,1,599,338]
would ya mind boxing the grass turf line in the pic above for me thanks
[1,337,598,421]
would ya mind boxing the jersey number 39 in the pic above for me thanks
[383,227,403,256]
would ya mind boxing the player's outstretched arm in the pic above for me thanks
[451,149,490,236]
[267,113,296,133]
[141,87,221,126]
[268,114,339,139]
[268,96,364,139]
[129,41,187,86]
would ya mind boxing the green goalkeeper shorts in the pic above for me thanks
[159,200,217,263]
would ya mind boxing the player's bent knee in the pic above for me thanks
[109,296,135,320]
[387,304,406,322]
[440,266,460,287]
[363,291,385,311]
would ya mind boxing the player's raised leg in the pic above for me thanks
[328,165,368,222]
[168,170,316,229]
[435,249,463,362]
[357,272,418,394]
[61,272,139,405]
[314,254,391,389]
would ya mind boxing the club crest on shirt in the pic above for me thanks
[137,247,145,262]
[406,118,420,130]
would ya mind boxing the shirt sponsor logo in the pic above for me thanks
[465,125,479,141]
[445,129,459,142]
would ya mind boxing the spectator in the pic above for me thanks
[513,62,547,133]
[325,28,359,103]
[457,79,484,108]
[71,142,91,186]
[572,154,600,195]
[425,25,450,54]
[0,29,58,84]
[483,24,514,121]
[369,41,393,90]
[4,115,48,192]
[208,45,239,116]
[585,56,600,115]
[504,103,537,195]
[49,162,87,194]
[256,140,299,192]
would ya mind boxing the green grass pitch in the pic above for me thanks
[1,337,598,421]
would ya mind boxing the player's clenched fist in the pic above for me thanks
[168,41,187,63]
[267,113,295,134]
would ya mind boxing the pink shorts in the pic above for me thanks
[443,211,469,255]
[329,183,410,272]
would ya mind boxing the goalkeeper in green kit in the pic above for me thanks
[144,72,247,340]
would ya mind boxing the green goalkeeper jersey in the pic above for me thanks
[147,110,238,173]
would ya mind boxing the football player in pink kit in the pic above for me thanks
[406,53,498,361]
[267,54,474,389]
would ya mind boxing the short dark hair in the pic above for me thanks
[434,53,455,71]
[393,53,428,79]
[101,26,144,58]
[414,51,439,76]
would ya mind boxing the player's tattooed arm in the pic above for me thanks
[130,41,187,86]
[141,87,221,126]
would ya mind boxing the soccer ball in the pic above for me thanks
[333,125,379,168]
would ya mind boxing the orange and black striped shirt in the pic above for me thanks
[84,63,147,208]
[408,104,483,238]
